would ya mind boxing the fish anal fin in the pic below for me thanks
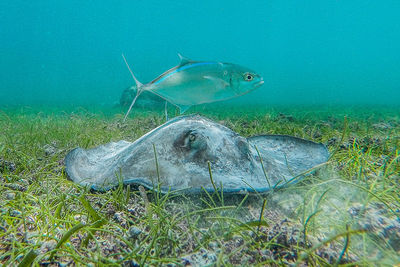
[203,75,230,88]
[177,104,191,114]
[178,53,193,66]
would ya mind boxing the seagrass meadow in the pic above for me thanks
[0,104,399,266]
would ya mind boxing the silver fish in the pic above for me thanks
[65,115,329,193]
[122,54,264,121]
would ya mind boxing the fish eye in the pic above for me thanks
[244,73,254,81]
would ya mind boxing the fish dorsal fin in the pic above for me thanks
[178,53,193,66]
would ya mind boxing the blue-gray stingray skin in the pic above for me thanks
[65,115,329,193]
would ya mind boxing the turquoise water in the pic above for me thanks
[1,1,399,107]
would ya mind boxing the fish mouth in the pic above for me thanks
[255,80,264,87]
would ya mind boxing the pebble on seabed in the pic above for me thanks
[5,192,16,200]
[128,226,142,239]
[40,240,57,254]
[0,159,16,172]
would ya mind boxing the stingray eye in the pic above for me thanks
[189,133,196,142]
[244,73,254,81]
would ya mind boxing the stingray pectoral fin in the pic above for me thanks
[65,140,133,189]
[65,147,84,183]
[248,135,329,186]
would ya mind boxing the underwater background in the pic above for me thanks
[1,0,399,107]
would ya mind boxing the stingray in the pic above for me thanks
[65,115,329,193]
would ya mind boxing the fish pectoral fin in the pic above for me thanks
[177,53,193,66]
[177,104,191,114]
[203,75,230,88]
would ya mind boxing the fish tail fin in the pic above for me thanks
[178,104,191,114]
[122,53,144,122]
[122,53,143,88]
[123,89,142,122]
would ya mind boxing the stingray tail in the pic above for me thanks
[122,54,144,122]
